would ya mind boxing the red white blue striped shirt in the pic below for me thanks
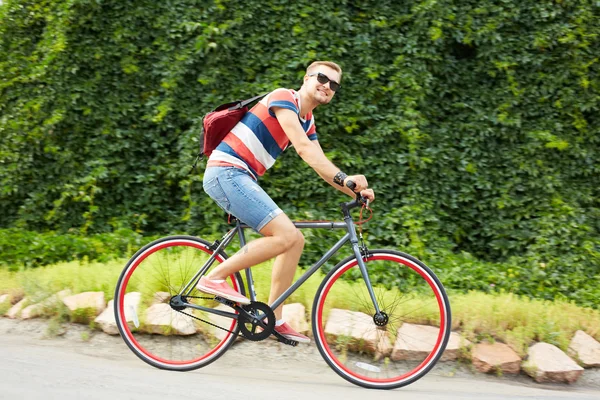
[207,89,318,179]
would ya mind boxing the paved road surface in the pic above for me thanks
[0,320,598,400]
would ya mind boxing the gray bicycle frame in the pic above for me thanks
[178,211,381,321]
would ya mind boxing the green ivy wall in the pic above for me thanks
[1,0,598,306]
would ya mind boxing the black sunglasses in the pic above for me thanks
[308,72,341,92]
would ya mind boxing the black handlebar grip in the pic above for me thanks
[346,180,357,192]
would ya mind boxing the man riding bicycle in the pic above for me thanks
[198,61,376,344]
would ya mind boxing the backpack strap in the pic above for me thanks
[229,93,268,111]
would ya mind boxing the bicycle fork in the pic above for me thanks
[344,214,383,319]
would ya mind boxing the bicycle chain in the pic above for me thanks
[173,296,297,346]
[174,296,242,337]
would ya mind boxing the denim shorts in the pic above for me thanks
[203,166,283,232]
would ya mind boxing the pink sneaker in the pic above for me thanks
[275,322,310,344]
[196,276,250,305]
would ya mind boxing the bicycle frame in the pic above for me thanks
[176,199,381,322]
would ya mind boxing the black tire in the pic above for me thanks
[114,235,244,371]
[312,249,451,389]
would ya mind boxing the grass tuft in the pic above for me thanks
[450,290,600,356]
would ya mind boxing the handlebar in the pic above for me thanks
[345,180,370,208]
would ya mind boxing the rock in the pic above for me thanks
[0,294,10,304]
[444,332,472,361]
[62,291,106,316]
[21,303,44,320]
[21,289,72,320]
[324,308,392,358]
[6,298,27,319]
[472,342,521,374]
[282,303,309,334]
[568,330,600,368]
[391,323,468,362]
[145,303,196,335]
[523,342,584,384]
[94,292,141,335]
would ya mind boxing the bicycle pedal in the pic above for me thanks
[277,337,298,347]
[270,330,298,346]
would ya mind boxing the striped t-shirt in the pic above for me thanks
[207,88,318,179]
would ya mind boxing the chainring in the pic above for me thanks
[238,301,275,341]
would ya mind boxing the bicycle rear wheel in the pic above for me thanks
[312,249,451,389]
[114,235,243,371]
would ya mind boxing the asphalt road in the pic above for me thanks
[0,320,598,400]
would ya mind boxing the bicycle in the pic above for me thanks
[114,186,452,390]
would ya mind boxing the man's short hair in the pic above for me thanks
[307,61,342,80]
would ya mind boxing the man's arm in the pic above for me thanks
[311,140,357,197]
[273,107,365,197]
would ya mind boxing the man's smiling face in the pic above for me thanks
[304,66,341,105]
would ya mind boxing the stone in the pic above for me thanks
[282,303,309,334]
[568,330,600,368]
[6,298,27,319]
[0,294,10,304]
[391,323,468,362]
[21,289,72,320]
[145,303,196,335]
[21,303,44,320]
[324,308,392,358]
[62,291,106,315]
[94,292,141,335]
[443,332,472,361]
[523,342,584,384]
[472,342,522,374]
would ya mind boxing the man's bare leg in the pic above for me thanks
[203,213,309,342]
[206,214,302,283]
[268,229,304,320]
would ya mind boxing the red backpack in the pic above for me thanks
[199,93,266,158]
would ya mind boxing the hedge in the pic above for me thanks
[1,1,598,307]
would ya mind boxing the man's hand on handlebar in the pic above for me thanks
[344,174,375,204]
[344,175,368,192]
[360,188,375,203]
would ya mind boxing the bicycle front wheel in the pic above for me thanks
[312,249,451,389]
[114,235,243,371]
